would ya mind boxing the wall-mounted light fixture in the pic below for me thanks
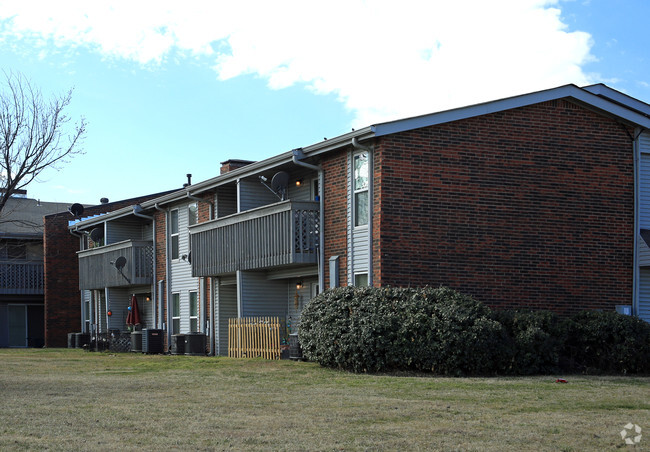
[296,281,303,290]
[296,179,303,187]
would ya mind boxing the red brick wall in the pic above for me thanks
[153,208,167,341]
[322,149,349,287]
[44,194,174,347]
[375,99,634,315]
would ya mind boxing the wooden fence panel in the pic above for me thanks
[228,317,281,359]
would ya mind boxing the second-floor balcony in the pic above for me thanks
[0,261,44,295]
[78,240,153,290]
[190,200,319,277]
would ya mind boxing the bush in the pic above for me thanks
[562,311,650,374]
[298,286,650,375]
[298,286,508,375]
[492,310,567,375]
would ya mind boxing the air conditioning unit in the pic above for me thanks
[142,329,164,354]
[184,333,206,356]
[171,334,185,355]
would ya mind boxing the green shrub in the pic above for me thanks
[562,311,650,374]
[298,286,507,375]
[492,310,567,375]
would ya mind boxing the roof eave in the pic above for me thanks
[372,84,650,137]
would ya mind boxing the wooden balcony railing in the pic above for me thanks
[77,240,153,290]
[190,201,319,276]
[0,262,44,295]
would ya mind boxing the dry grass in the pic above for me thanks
[0,348,648,451]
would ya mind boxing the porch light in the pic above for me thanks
[296,281,303,290]
[145,296,151,302]
[295,179,303,186]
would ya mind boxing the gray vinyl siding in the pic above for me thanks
[216,279,237,356]
[640,237,650,267]
[169,202,200,334]
[239,179,280,212]
[352,228,369,273]
[106,218,151,244]
[216,186,237,218]
[640,146,650,229]
[239,271,288,318]
[286,277,317,333]
[105,285,153,331]
[639,268,650,323]
[287,169,318,201]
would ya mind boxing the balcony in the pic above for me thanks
[0,262,44,295]
[78,240,153,290]
[191,200,319,276]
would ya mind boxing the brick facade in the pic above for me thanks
[44,193,174,347]
[375,99,634,314]
[322,149,349,288]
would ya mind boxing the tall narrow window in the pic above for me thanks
[170,209,179,260]
[353,152,369,226]
[172,293,180,334]
[189,291,198,332]
[83,297,90,333]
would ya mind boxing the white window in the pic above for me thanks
[189,291,198,332]
[354,273,369,287]
[170,209,179,260]
[353,152,369,227]
[171,293,180,334]
[83,297,91,333]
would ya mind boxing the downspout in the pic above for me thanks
[155,202,172,348]
[133,205,157,327]
[633,129,642,316]
[352,138,374,287]
[292,148,324,292]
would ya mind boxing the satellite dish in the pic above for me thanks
[271,171,290,200]
[114,256,127,271]
[69,203,84,217]
[89,228,104,243]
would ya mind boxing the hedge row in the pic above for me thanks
[297,286,650,375]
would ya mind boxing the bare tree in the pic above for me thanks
[0,71,86,215]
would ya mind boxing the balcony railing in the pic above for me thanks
[190,200,319,276]
[0,262,44,295]
[77,240,153,290]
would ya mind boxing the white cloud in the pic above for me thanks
[0,0,595,126]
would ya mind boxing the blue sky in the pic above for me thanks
[0,0,649,205]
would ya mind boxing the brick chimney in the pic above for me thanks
[220,159,255,174]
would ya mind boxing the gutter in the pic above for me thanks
[292,148,325,292]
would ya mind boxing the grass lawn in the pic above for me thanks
[0,349,648,451]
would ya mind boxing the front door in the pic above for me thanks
[8,305,27,347]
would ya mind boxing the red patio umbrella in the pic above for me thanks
[126,294,142,328]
